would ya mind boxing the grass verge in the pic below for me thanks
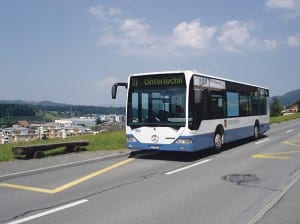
[0,131,126,162]
[1,114,300,162]
[270,113,300,124]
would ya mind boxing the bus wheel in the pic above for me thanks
[214,129,224,153]
[253,124,260,140]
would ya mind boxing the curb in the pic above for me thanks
[0,151,130,182]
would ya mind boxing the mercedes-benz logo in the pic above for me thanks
[151,135,159,143]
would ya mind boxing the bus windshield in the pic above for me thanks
[127,74,186,129]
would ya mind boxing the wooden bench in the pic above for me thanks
[12,140,89,159]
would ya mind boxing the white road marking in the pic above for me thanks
[165,159,212,175]
[255,138,270,145]
[286,129,293,133]
[7,199,89,224]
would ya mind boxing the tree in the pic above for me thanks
[270,97,282,116]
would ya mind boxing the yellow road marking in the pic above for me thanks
[252,150,300,160]
[0,182,54,194]
[51,158,135,193]
[284,140,300,148]
[252,154,290,160]
[0,158,135,194]
[252,138,300,160]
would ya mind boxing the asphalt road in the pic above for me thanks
[1,120,300,224]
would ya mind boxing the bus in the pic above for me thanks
[112,70,269,153]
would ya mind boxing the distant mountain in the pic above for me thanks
[0,100,125,115]
[274,89,300,106]
[36,100,69,107]
[0,100,68,107]
[0,100,35,105]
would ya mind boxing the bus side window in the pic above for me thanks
[209,91,225,119]
[189,81,208,130]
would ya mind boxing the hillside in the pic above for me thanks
[274,89,300,106]
[0,100,125,126]
[0,100,125,114]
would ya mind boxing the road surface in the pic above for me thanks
[0,120,300,224]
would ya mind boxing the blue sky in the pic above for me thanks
[0,0,299,106]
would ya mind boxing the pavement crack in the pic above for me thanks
[0,200,79,223]
[239,183,280,192]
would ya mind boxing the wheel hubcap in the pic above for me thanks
[215,134,222,149]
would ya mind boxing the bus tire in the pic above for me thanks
[253,122,260,140]
[213,127,224,153]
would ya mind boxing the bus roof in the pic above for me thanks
[130,70,269,90]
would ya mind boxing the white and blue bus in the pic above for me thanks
[112,70,269,153]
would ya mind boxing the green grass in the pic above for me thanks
[0,143,14,162]
[0,131,126,162]
[1,113,300,162]
[270,112,300,124]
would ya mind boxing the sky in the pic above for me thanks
[0,0,300,106]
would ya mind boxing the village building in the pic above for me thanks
[0,114,125,144]
[281,103,299,115]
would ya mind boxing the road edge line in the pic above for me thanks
[248,170,300,224]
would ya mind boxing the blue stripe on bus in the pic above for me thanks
[225,122,269,143]
[126,133,213,152]
[126,122,269,152]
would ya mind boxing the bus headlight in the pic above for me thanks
[127,136,138,143]
[175,138,193,144]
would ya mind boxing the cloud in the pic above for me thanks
[217,20,254,53]
[121,19,148,36]
[265,0,300,18]
[94,10,217,56]
[217,21,278,52]
[89,4,279,56]
[120,19,154,45]
[263,39,278,50]
[286,34,300,47]
[265,0,299,10]
[88,5,122,21]
[99,18,159,56]
[171,19,217,50]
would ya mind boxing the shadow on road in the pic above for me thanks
[129,135,269,162]
[129,149,212,162]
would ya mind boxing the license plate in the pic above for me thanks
[150,145,160,150]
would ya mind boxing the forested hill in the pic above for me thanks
[0,100,125,117]
[275,89,300,106]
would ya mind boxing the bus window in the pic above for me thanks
[209,91,225,119]
[130,92,139,122]
[239,94,250,116]
[227,92,239,117]
[128,87,186,129]
[188,82,209,130]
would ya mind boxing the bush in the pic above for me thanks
[270,97,282,117]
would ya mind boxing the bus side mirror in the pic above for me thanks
[111,82,128,99]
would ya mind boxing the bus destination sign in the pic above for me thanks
[130,74,185,88]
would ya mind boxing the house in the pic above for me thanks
[0,126,39,143]
[287,103,299,113]
[16,120,30,128]
[281,103,299,115]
